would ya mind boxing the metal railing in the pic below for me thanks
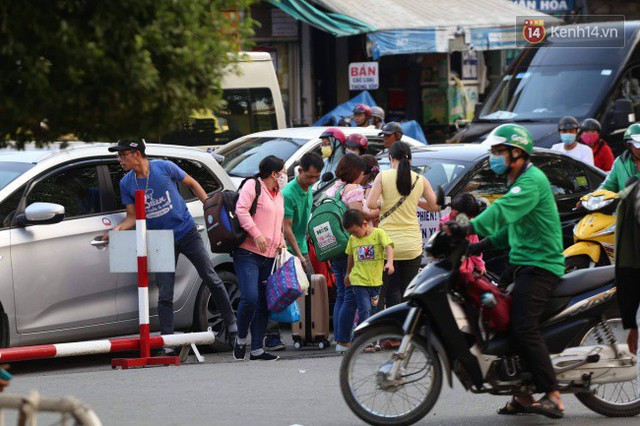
[0,391,102,426]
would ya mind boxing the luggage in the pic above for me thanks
[203,178,260,253]
[292,274,331,349]
[308,185,349,261]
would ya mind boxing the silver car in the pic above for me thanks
[0,143,237,349]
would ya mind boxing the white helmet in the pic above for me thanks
[371,106,385,120]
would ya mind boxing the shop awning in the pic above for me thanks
[266,0,374,37]
[271,0,559,58]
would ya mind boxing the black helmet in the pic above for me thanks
[379,121,403,136]
[580,118,601,132]
[558,116,579,131]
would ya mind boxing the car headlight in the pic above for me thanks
[582,195,614,211]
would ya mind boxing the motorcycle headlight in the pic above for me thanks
[583,195,615,211]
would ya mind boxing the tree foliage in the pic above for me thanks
[0,0,255,146]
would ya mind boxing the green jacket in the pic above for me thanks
[600,151,640,192]
[615,181,640,329]
[471,165,565,277]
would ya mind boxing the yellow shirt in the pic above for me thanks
[345,228,393,287]
[379,169,424,260]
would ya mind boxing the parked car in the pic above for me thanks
[0,143,237,350]
[452,21,639,156]
[214,126,425,187]
[375,144,606,273]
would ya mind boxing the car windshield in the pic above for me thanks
[478,65,614,121]
[0,162,32,191]
[217,137,308,177]
[379,157,472,192]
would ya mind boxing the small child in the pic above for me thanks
[343,209,394,333]
[439,193,486,275]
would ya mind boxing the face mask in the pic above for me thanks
[489,154,509,175]
[560,133,576,145]
[276,173,288,189]
[581,133,599,146]
[321,146,332,159]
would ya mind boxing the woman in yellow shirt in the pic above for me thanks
[367,141,439,308]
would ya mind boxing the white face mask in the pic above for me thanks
[277,172,288,189]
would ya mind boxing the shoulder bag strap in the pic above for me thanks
[379,174,420,222]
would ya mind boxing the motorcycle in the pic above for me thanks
[564,189,619,271]
[340,216,638,426]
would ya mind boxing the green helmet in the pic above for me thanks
[623,123,640,144]
[483,123,534,155]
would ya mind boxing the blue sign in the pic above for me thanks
[368,30,440,60]
[469,27,517,50]
[512,0,575,13]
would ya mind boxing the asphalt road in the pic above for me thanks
[2,345,639,426]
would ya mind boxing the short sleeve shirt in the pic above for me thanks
[345,227,393,287]
[120,160,195,241]
[282,178,313,255]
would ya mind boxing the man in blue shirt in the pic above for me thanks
[107,139,237,355]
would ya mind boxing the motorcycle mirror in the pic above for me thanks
[436,186,448,208]
[455,213,470,226]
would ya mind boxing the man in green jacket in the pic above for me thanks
[450,124,565,418]
[600,123,640,192]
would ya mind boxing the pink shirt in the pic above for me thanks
[439,212,486,274]
[326,180,364,205]
[236,178,285,259]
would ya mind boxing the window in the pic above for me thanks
[27,165,102,218]
[106,162,127,211]
[169,158,221,201]
[218,137,307,178]
[461,162,508,199]
[532,156,590,196]
[0,188,24,229]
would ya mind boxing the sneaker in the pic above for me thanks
[233,340,246,361]
[249,351,280,361]
[154,347,176,357]
[264,334,286,351]
[335,343,350,353]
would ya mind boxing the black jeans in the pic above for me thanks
[510,266,560,393]
[156,228,236,335]
[379,255,422,309]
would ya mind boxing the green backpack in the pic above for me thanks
[308,185,350,261]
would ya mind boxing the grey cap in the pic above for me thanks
[371,106,385,120]
[379,122,402,136]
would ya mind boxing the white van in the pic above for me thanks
[161,52,286,147]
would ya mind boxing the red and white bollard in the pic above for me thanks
[111,189,181,369]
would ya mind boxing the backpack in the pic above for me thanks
[308,185,350,261]
[204,178,261,253]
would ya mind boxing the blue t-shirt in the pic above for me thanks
[120,160,195,241]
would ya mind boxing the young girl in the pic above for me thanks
[438,193,486,275]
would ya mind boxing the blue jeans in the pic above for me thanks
[350,286,381,326]
[156,228,236,335]
[332,255,356,343]
[233,249,275,351]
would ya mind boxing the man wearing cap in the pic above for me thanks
[600,123,640,192]
[107,139,238,355]
[379,122,404,153]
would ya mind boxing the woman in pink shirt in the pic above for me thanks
[233,156,286,361]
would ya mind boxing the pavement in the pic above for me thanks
[3,340,639,426]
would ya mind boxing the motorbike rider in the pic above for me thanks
[551,116,594,166]
[370,106,385,129]
[345,133,368,156]
[447,123,566,418]
[378,121,404,154]
[353,104,373,128]
[579,118,614,172]
[318,127,347,186]
[600,123,640,192]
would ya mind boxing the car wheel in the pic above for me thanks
[193,270,240,352]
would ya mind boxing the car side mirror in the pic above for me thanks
[436,186,449,208]
[16,202,65,226]
[610,98,635,130]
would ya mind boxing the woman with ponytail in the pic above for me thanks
[367,141,439,309]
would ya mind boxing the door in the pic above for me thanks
[10,163,117,334]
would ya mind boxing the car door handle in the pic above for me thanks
[91,238,109,247]
[196,225,205,232]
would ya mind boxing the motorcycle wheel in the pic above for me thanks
[575,318,640,417]
[339,325,442,426]
[564,254,592,273]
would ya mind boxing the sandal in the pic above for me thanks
[526,395,564,419]
[363,343,378,353]
[497,398,527,415]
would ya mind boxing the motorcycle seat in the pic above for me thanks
[551,265,615,297]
